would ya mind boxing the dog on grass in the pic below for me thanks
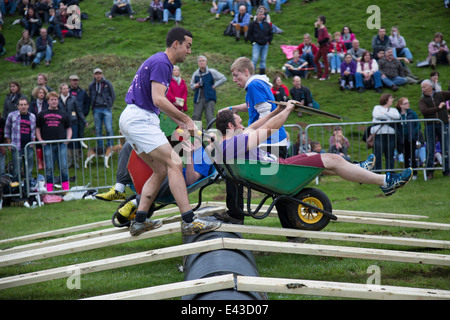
[84,144,123,168]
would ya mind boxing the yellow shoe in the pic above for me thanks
[95,187,126,201]
[118,200,137,221]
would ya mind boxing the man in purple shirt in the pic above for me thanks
[119,27,221,236]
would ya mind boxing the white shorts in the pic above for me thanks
[119,104,168,154]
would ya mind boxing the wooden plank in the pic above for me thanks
[223,238,450,266]
[82,274,236,300]
[236,276,450,300]
[334,215,450,230]
[218,224,450,249]
[0,238,224,290]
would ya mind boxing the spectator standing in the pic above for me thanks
[3,81,27,119]
[88,68,115,149]
[427,32,450,69]
[371,93,400,171]
[378,47,407,91]
[190,55,227,125]
[313,15,330,80]
[29,85,49,118]
[68,74,90,139]
[59,83,86,168]
[36,91,72,191]
[15,29,36,66]
[31,28,53,68]
[248,7,273,75]
[166,65,188,112]
[418,80,450,179]
[163,0,181,25]
[4,97,35,183]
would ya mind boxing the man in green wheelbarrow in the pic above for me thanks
[215,101,413,197]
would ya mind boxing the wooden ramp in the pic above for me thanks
[0,202,449,300]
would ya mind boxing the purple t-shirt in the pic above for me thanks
[125,52,173,114]
[220,134,277,163]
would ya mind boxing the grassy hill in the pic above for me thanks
[0,0,449,301]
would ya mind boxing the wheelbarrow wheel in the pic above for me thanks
[286,188,332,231]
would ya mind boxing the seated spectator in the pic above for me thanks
[213,0,234,19]
[0,115,5,176]
[230,4,250,42]
[427,32,450,69]
[339,53,356,90]
[3,81,27,119]
[389,26,413,62]
[0,0,18,16]
[36,0,52,24]
[143,0,163,23]
[377,48,420,85]
[30,85,49,117]
[0,31,5,56]
[48,7,64,43]
[378,47,407,91]
[328,31,346,74]
[61,4,82,39]
[31,27,53,68]
[17,0,33,19]
[36,91,72,191]
[16,29,36,66]
[340,25,356,50]
[263,0,281,13]
[4,97,35,183]
[372,27,391,58]
[271,76,289,102]
[296,33,318,71]
[22,6,41,38]
[328,125,350,161]
[430,71,442,92]
[311,141,325,154]
[166,65,188,112]
[355,51,383,93]
[163,0,181,25]
[0,10,4,31]
[347,39,365,62]
[108,0,134,20]
[289,76,318,115]
[283,49,308,79]
[233,0,252,15]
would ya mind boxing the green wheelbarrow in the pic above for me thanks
[212,157,338,231]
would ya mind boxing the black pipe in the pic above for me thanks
[181,218,267,300]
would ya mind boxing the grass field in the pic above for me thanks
[0,0,449,301]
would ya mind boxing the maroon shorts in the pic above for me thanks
[278,153,324,168]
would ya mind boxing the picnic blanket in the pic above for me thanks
[280,45,298,60]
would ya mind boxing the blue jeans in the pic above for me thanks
[393,47,413,61]
[301,52,316,71]
[33,46,53,64]
[381,75,407,87]
[425,123,449,175]
[11,146,34,182]
[0,0,18,15]
[252,43,269,70]
[43,143,68,184]
[163,8,181,22]
[263,0,281,11]
[355,71,383,89]
[327,53,344,71]
[93,107,114,147]
[217,0,233,14]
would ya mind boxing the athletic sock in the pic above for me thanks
[381,174,388,187]
[115,183,126,193]
[135,211,147,223]
[182,210,195,223]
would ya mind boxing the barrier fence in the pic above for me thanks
[0,118,447,205]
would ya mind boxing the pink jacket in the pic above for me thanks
[427,41,449,61]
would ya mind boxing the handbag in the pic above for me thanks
[366,125,382,149]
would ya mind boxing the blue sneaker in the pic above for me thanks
[380,168,413,196]
[359,154,376,171]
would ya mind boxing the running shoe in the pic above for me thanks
[95,187,126,201]
[380,168,413,196]
[181,216,222,236]
[117,200,137,222]
[130,218,163,236]
[359,154,376,171]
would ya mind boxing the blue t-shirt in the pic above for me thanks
[125,52,173,115]
[245,78,287,144]
[182,146,213,183]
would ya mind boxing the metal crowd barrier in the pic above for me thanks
[303,118,447,179]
